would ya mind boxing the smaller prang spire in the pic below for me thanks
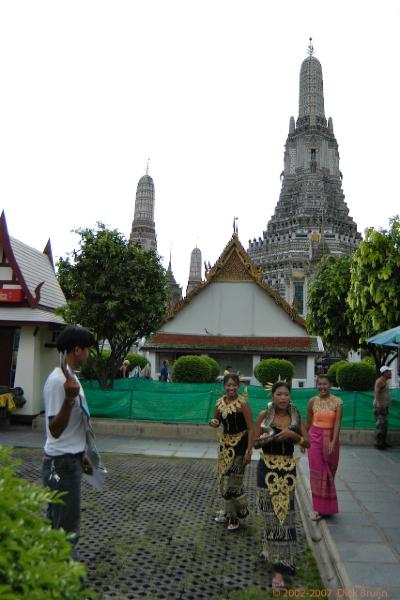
[129,164,157,251]
[166,249,182,307]
[186,246,203,296]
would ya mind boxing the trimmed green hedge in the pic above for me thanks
[201,356,220,382]
[0,447,89,599]
[254,358,295,386]
[327,360,348,387]
[337,361,376,391]
[172,355,212,383]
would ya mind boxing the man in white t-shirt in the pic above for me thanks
[42,325,95,559]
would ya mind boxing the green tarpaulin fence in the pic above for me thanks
[81,379,400,430]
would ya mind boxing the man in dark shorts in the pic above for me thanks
[374,365,392,450]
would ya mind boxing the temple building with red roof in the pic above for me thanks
[143,234,323,386]
[0,211,65,420]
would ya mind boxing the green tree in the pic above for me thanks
[57,224,169,387]
[306,255,359,353]
[348,217,400,370]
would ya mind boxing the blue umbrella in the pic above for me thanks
[367,326,400,348]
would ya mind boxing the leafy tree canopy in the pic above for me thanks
[347,216,400,369]
[57,224,169,386]
[306,255,359,352]
[307,218,400,371]
[348,216,400,341]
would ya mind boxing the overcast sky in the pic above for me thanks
[1,1,399,291]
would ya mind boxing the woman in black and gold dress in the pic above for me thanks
[254,381,309,589]
[210,373,253,531]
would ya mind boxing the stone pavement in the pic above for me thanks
[1,426,400,598]
[298,445,400,600]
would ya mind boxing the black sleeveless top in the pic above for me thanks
[222,411,247,435]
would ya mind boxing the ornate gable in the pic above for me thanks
[165,234,305,327]
[213,247,253,282]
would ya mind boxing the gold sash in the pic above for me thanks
[262,454,297,525]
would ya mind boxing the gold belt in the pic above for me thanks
[219,430,246,447]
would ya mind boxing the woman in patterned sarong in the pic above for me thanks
[306,374,342,521]
[254,381,309,590]
[210,373,253,531]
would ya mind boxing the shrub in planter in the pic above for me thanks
[254,358,295,386]
[336,361,376,391]
[362,355,376,369]
[327,361,348,387]
[172,355,212,383]
[201,356,220,382]
[0,447,89,599]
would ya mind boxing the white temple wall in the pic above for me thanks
[162,282,305,337]
[14,327,59,416]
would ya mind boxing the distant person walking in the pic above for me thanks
[129,364,141,378]
[374,366,392,450]
[141,363,152,379]
[119,359,130,379]
[210,373,253,531]
[160,360,169,382]
[42,325,95,559]
[306,374,342,521]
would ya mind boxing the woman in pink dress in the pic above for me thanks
[306,374,342,521]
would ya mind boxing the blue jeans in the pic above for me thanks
[42,453,83,559]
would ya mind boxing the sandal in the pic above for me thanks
[227,519,239,531]
[271,577,285,589]
[311,512,322,521]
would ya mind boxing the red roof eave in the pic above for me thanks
[144,333,319,353]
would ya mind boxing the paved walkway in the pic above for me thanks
[2,426,400,598]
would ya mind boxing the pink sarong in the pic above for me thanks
[308,425,339,515]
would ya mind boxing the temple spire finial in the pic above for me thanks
[308,37,314,57]
[233,217,238,234]
[146,158,150,175]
